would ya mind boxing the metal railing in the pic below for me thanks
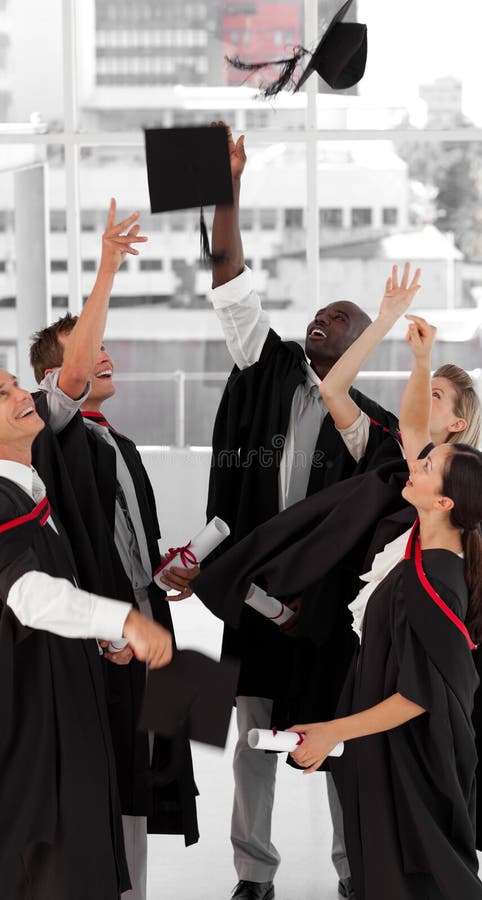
[114,368,482,448]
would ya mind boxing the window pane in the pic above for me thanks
[0,0,63,126]
[78,0,306,131]
[74,141,308,442]
[382,207,398,226]
[319,208,343,229]
[351,207,372,228]
[353,0,481,131]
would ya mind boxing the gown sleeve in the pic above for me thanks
[391,568,467,714]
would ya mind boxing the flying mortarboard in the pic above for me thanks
[138,649,239,749]
[226,0,367,97]
[144,126,233,262]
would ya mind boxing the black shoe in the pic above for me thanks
[231,880,274,900]
[338,878,356,899]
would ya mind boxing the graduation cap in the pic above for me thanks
[138,649,239,749]
[226,0,367,97]
[144,126,234,262]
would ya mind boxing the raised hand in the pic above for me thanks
[211,121,246,181]
[100,198,148,274]
[405,314,437,360]
[379,262,421,323]
[122,609,173,669]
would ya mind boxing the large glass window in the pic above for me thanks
[0,0,480,444]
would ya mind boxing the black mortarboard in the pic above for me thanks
[144,126,233,262]
[138,649,239,749]
[226,0,367,97]
[295,0,367,92]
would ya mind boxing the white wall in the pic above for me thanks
[139,447,212,549]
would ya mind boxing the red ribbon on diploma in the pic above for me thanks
[154,541,198,577]
[272,727,304,746]
[268,600,286,620]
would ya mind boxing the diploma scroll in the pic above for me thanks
[153,517,230,590]
[244,584,295,626]
[107,638,129,654]
[248,728,344,757]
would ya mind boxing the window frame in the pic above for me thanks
[0,0,481,322]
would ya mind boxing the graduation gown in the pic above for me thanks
[32,394,199,846]
[331,524,482,900]
[205,327,400,698]
[0,477,129,900]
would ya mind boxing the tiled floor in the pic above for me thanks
[146,596,343,900]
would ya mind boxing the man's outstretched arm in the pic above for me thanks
[58,198,147,399]
[211,122,246,289]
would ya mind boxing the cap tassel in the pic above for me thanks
[225,46,310,98]
[199,208,225,265]
[200,207,211,262]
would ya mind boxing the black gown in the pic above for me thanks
[32,395,199,846]
[0,477,129,900]
[205,327,400,699]
[331,524,482,900]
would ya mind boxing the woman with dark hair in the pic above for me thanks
[289,440,482,898]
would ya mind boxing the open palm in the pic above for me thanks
[379,262,421,320]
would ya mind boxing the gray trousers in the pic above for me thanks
[121,815,148,900]
[231,696,351,884]
[232,697,281,882]
[120,587,151,900]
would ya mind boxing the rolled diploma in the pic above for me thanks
[107,637,129,654]
[153,516,230,590]
[244,584,294,626]
[248,728,344,757]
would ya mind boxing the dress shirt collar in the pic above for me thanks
[0,459,36,498]
[303,360,321,392]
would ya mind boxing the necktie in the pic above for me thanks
[31,468,47,503]
[286,384,324,508]
[83,418,153,582]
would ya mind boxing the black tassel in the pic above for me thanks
[225,46,310,98]
[200,207,212,262]
[199,208,225,266]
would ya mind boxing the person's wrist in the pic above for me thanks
[98,259,117,278]
[413,356,431,369]
[329,717,348,744]
[376,311,399,327]
[123,608,140,639]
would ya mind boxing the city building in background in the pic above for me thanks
[0,0,481,445]
[419,76,464,128]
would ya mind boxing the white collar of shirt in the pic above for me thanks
[0,459,37,497]
[0,460,57,533]
[303,360,321,392]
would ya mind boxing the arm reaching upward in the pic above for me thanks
[57,199,148,399]
[319,263,421,429]
[399,314,437,460]
[211,122,246,288]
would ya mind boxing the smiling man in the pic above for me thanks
[28,201,199,900]
[204,126,399,900]
[0,369,175,899]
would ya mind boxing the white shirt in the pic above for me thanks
[348,527,464,641]
[348,528,411,641]
[82,418,152,591]
[208,267,370,511]
[39,369,92,434]
[0,460,131,641]
[41,373,154,595]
